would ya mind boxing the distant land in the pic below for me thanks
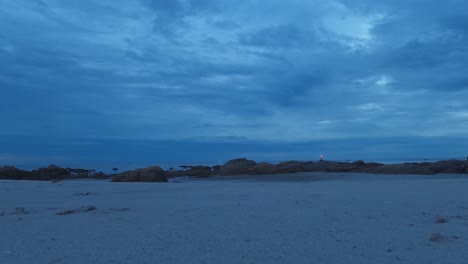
[2,158,468,182]
[1,135,468,173]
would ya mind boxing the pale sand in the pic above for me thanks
[1,173,468,264]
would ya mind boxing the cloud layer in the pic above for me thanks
[1,1,468,167]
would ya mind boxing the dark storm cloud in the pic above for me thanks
[1,0,468,168]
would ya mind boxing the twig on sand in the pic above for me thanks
[56,206,96,215]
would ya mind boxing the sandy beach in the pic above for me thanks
[1,173,468,264]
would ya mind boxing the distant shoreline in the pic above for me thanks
[2,158,468,182]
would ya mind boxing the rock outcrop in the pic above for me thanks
[248,162,275,175]
[0,166,37,180]
[3,158,468,182]
[1,165,106,181]
[429,160,467,174]
[220,158,256,175]
[184,166,213,177]
[165,165,213,177]
[33,165,70,180]
[112,166,168,182]
[211,165,221,175]
[362,163,434,175]
[272,161,305,174]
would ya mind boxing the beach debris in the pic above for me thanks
[429,233,448,242]
[56,206,96,215]
[0,207,30,217]
[73,192,97,196]
[49,257,65,264]
[108,208,130,212]
[12,208,28,215]
[434,216,449,224]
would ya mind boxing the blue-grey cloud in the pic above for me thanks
[239,24,315,49]
[1,0,468,168]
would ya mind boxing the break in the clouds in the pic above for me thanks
[1,0,468,167]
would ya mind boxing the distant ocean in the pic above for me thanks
[2,135,468,173]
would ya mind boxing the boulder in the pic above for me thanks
[220,158,256,175]
[112,166,167,182]
[139,166,167,182]
[429,160,466,174]
[112,170,139,182]
[248,162,275,175]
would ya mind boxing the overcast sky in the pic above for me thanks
[1,0,467,169]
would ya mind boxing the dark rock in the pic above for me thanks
[165,165,213,177]
[112,166,167,182]
[165,170,184,178]
[185,166,212,177]
[364,162,384,167]
[139,166,167,182]
[0,166,36,180]
[362,163,434,175]
[112,170,139,182]
[211,165,221,175]
[220,158,256,175]
[324,162,355,172]
[273,161,305,173]
[248,162,275,175]
[418,162,433,167]
[302,162,327,172]
[93,172,108,179]
[353,160,366,166]
[429,160,466,174]
[34,165,70,180]
[302,161,357,173]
